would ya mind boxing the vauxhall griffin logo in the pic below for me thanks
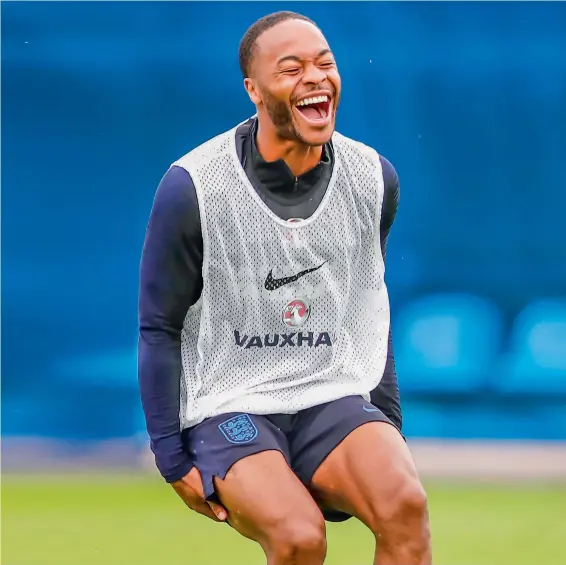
[282,299,310,327]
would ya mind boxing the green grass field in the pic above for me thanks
[2,474,566,565]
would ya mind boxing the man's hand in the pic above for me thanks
[171,467,228,522]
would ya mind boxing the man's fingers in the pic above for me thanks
[194,501,224,522]
[207,500,228,521]
[171,469,227,523]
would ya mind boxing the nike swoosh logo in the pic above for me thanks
[265,262,327,291]
[362,406,379,413]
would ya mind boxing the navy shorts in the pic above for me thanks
[181,395,396,522]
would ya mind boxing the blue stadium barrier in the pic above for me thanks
[401,399,566,440]
[394,293,503,394]
[494,298,566,395]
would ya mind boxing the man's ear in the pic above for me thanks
[244,78,262,106]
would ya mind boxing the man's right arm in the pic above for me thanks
[138,165,204,483]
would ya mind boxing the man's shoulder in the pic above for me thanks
[333,131,399,196]
[334,132,397,175]
[172,130,233,172]
[172,116,254,172]
[379,155,399,192]
[332,130,382,165]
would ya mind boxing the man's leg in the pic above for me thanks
[291,396,431,565]
[216,451,327,565]
[312,421,430,565]
[185,413,326,565]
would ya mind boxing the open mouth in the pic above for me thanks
[295,95,331,122]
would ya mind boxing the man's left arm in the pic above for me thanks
[369,156,402,431]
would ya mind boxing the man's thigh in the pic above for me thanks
[183,413,324,546]
[215,450,326,548]
[309,417,422,530]
[289,395,397,522]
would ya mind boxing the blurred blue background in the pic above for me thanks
[2,1,566,447]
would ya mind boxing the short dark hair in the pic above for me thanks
[238,11,317,79]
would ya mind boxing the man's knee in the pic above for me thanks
[266,513,327,564]
[373,475,429,529]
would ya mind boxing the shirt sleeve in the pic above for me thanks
[138,165,204,482]
[369,156,402,431]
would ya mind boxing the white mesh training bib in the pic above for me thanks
[173,119,390,429]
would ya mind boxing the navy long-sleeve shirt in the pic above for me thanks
[138,118,401,483]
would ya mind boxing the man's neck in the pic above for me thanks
[255,120,323,177]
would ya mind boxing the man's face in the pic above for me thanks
[245,19,341,147]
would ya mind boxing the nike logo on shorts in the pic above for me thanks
[362,406,379,413]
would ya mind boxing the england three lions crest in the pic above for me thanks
[218,414,258,444]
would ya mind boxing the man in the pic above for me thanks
[138,11,431,565]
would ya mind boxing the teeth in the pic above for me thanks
[296,95,329,107]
